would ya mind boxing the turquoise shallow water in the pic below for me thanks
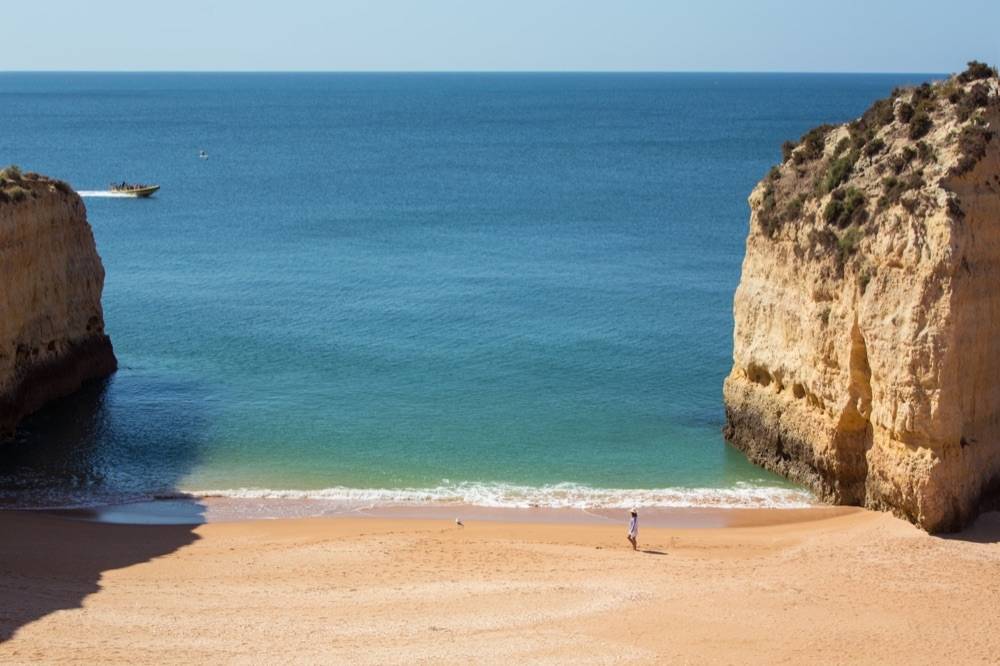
[0,73,934,508]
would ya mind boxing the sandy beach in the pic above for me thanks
[2,506,999,664]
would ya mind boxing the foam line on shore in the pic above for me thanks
[177,482,816,509]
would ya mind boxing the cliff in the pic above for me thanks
[0,167,117,438]
[723,62,1000,532]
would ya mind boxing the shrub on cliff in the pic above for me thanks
[878,173,924,210]
[911,83,935,106]
[823,197,845,226]
[837,225,863,263]
[897,102,915,123]
[916,141,935,162]
[908,112,932,140]
[956,83,991,122]
[879,176,902,207]
[782,194,807,223]
[0,165,22,183]
[758,185,780,237]
[861,98,895,130]
[792,124,836,164]
[51,179,73,195]
[781,140,797,162]
[886,141,924,175]
[952,125,995,176]
[887,146,919,175]
[824,187,866,228]
[844,97,894,146]
[863,137,886,157]
[958,60,998,83]
[820,152,858,193]
[3,186,29,203]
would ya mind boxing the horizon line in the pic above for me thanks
[0,69,951,76]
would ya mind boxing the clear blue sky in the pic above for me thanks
[4,0,998,72]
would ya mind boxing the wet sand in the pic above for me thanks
[39,496,856,527]
[2,506,999,664]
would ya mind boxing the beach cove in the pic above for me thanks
[0,72,934,511]
[4,1,1000,662]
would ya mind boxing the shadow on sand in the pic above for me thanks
[0,510,203,644]
[0,372,208,644]
[940,510,1000,545]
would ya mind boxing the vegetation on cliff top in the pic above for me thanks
[757,60,998,279]
[0,165,73,204]
[957,60,999,82]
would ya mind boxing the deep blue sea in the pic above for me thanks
[0,72,935,510]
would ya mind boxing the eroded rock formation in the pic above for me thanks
[724,62,1000,532]
[0,168,117,438]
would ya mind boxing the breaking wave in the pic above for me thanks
[178,482,816,510]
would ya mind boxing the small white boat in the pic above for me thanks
[199,150,209,160]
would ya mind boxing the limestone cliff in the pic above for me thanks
[724,62,1000,532]
[0,168,117,438]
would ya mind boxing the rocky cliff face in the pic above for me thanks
[724,62,1000,532]
[0,168,117,438]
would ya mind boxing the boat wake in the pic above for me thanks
[77,190,137,198]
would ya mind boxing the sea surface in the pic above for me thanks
[0,72,935,511]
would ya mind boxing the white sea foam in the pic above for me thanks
[178,482,816,510]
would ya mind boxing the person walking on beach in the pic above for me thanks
[627,508,638,551]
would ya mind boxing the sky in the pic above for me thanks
[2,0,998,73]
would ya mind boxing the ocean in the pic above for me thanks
[0,72,934,511]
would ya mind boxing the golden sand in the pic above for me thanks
[2,507,999,664]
